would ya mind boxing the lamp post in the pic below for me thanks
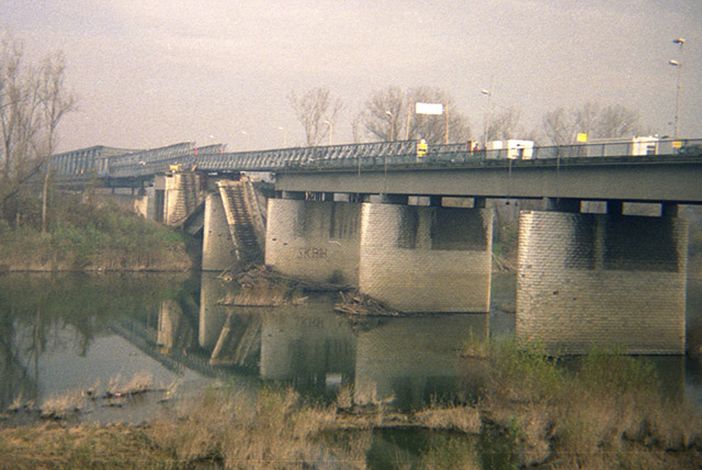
[276,126,287,146]
[323,120,333,145]
[385,111,394,141]
[669,37,685,138]
[481,89,492,146]
[240,130,250,149]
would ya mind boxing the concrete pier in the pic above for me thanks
[202,193,238,271]
[265,199,361,285]
[359,203,494,312]
[516,211,688,354]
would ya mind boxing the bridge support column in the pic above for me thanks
[516,211,688,354]
[359,203,493,312]
[162,172,205,225]
[265,199,361,285]
[202,192,238,271]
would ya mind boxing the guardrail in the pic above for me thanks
[277,138,702,171]
[48,138,702,181]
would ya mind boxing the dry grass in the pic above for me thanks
[0,422,175,469]
[2,386,369,469]
[149,386,365,469]
[473,340,702,467]
[414,406,481,434]
[7,393,34,412]
[2,344,701,469]
[106,371,155,397]
[335,384,354,410]
[40,391,86,419]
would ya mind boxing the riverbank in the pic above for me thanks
[2,341,700,469]
[0,194,194,272]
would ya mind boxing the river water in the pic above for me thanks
[1,271,701,464]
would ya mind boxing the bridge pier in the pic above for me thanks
[359,203,493,312]
[516,210,688,354]
[202,192,238,271]
[265,198,361,285]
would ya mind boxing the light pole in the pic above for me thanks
[385,111,394,141]
[276,126,287,146]
[481,89,492,146]
[240,130,250,149]
[323,120,333,145]
[669,37,685,138]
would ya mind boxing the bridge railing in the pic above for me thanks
[49,137,702,181]
[283,138,702,171]
[108,142,196,178]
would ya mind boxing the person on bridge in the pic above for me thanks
[416,139,428,162]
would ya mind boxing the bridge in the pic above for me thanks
[46,137,702,355]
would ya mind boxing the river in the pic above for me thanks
[1,271,701,466]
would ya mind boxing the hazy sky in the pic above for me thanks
[3,0,701,152]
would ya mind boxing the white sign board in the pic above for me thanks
[415,102,444,115]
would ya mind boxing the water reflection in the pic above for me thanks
[0,272,700,414]
[0,273,198,410]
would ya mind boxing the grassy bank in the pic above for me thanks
[0,192,193,271]
[2,341,700,469]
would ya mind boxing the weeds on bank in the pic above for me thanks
[0,193,189,270]
[149,386,367,469]
[0,423,176,469]
[464,338,702,467]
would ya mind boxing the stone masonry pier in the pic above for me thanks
[265,197,494,313]
[516,211,688,354]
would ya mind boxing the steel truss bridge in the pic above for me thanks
[48,138,702,201]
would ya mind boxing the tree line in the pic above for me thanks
[289,85,646,147]
[1,29,648,219]
[0,32,76,232]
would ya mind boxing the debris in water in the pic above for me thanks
[334,291,401,317]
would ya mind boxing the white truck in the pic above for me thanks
[585,136,659,157]
[485,140,535,160]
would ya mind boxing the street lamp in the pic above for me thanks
[276,126,287,146]
[481,89,492,146]
[385,111,394,141]
[669,37,685,137]
[240,130,250,149]
[323,120,333,145]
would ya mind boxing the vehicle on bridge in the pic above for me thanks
[485,140,535,160]
[585,136,659,157]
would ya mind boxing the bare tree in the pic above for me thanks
[0,32,28,184]
[542,101,642,145]
[592,104,641,138]
[358,86,405,141]
[38,52,76,232]
[357,86,471,145]
[486,107,523,142]
[542,107,572,146]
[288,87,342,146]
[0,31,45,226]
[0,33,76,229]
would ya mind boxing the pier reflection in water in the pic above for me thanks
[0,272,700,414]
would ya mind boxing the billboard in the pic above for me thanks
[415,102,444,115]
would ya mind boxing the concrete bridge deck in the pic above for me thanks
[274,154,702,204]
